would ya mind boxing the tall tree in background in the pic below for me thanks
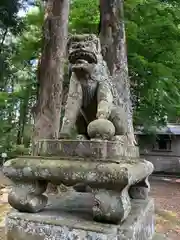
[99,0,135,144]
[0,0,25,154]
[32,0,70,147]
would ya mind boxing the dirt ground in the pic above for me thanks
[151,177,180,240]
[0,172,180,239]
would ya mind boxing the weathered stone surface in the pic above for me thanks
[3,156,154,222]
[3,157,153,190]
[8,181,48,213]
[3,138,154,222]
[34,139,140,160]
[87,119,115,140]
[129,177,150,200]
[93,188,131,223]
[6,193,155,240]
[59,34,133,143]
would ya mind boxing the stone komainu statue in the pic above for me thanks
[60,34,130,142]
[3,37,154,235]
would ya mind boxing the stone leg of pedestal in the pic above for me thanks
[6,193,155,240]
[93,188,131,223]
[129,177,150,200]
[8,180,48,213]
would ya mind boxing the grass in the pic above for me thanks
[155,208,180,239]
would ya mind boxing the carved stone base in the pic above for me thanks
[3,139,154,224]
[34,139,140,160]
[8,181,48,213]
[6,193,155,240]
[93,188,131,223]
[3,156,153,222]
[129,177,150,200]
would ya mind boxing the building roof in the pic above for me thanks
[135,124,180,135]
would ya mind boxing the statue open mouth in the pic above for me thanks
[69,49,97,64]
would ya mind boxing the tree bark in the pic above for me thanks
[32,0,70,147]
[99,0,136,144]
[17,89,29,145]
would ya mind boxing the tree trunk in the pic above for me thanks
[17,86,31,145]
[32,0,70,148]
[99,0,136,144]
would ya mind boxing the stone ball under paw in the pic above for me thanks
[87,119,115,140]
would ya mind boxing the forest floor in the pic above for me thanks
[0,172,180,239]
[151,177,180,240]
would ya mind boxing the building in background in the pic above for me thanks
[136,124,180,174]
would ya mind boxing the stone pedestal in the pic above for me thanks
[6,192,155,240]
[3,139,155,239]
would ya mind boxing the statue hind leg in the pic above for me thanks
[109,106,128,135]
[109,106,136,145]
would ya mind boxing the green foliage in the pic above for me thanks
[0,0,21,33]
[14,5,43,63]
[69,0,180,127]
[69,0,99,34]
[126,0,180,127]
[0,0,37,155]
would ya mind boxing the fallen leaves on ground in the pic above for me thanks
[151,179,180,240]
